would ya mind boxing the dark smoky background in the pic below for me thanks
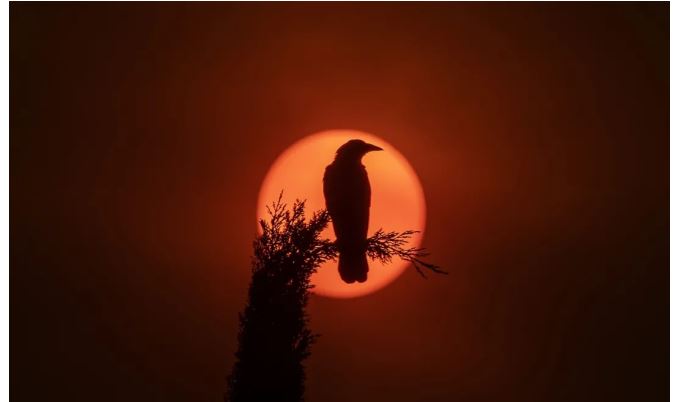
[11,3,667,402]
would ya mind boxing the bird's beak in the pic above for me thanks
[365,143,383,152]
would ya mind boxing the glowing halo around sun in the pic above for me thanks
[257,130,426,298]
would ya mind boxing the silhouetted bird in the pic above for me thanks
[323,139,383,283]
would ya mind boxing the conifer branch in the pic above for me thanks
[228,195,443,402]
[366,228,447,278]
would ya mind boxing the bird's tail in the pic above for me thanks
[338,249,369,284]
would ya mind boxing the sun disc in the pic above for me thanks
[257,130,426,298]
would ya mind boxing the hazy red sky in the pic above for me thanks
[12,3,667,402]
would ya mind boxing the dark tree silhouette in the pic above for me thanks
[227,195,443,402]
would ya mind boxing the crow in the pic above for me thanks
[323,139,383,283]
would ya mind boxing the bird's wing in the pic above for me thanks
[323,164,371,243]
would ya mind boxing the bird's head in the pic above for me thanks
[335,139,383,162]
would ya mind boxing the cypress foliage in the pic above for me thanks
[227,197,334,402]
[227,195,443,402]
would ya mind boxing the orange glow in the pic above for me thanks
[257,130,426,298]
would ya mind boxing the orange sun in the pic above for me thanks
[257,130,426,298]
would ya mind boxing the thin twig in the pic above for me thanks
[366,229,447,278]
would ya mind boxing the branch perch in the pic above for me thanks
[366,228,447,278]
[228,195,444,402]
